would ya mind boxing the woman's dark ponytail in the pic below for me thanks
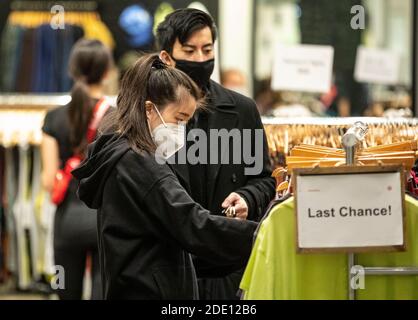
[67,39,112,154]
[69,79,93,153]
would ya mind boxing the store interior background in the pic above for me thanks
[253,0,413,118]
[0,0,417,299]
[0,0,416,117]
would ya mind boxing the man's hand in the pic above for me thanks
[222,193,248,220]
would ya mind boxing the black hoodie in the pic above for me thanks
[72,133,257,300]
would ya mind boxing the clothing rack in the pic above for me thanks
[10,1,98,12]
[0,94,71,110]
[0,95,117,147]
[262,117,418,168]
[262,116,418,126]
[0,93,87,288]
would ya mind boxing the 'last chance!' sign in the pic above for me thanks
[294,166,406,254]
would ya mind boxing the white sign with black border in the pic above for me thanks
[294,166,406,254]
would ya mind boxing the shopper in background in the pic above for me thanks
[41,39,113,300]
[156,8,276,300]
[72,54,257,300]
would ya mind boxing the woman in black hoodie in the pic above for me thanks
[72,54,257,300]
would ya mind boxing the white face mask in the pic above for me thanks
[151,104,186,160]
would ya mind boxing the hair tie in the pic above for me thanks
[152,58,167,71]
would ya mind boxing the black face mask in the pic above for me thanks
[172,58,215,89]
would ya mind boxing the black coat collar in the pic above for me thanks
[207,80,236,108]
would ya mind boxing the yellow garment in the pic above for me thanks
[240,196,418,300]
[80,14,115,49]
[153,2,174,35]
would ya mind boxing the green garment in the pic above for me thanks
[240,196,418,300]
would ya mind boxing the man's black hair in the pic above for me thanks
[156,8,217,54]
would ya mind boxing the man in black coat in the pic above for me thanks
[156,8,276,300]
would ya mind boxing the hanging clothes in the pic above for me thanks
[241,196,347,300]
[240,196,418,300]
[0,24,24,92]
[7,11,115,49]
[31,24,56,93]
[55,26,84,92]
[28,146,41,282]
[0,10,114,93]
[408,159,418,198]
[355,196,418,299]
[80,13,115,49]
[31,24,84,93]
[4,144,42,290]
[0,146,5,282]
[1,143,56,287]
[12,145,33,289]
[34,189,56,277]
[4,147,18,277]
